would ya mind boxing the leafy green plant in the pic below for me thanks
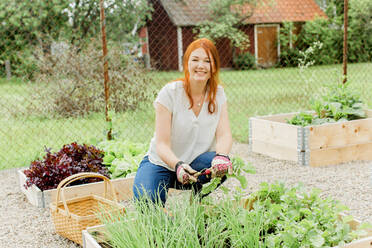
[246,182,371,247]
[288,82,366,126]
[287,112,314,126]
[312,82,366,121]
[200,156,256,195]
[233,52,256,70]
[97,140,147,179]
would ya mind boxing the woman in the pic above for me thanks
[133,38,233,205]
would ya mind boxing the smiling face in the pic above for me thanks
[188,47,211,85]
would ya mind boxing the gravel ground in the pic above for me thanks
[1,142,371,247]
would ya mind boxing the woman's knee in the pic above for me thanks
[190,151,216,171]
[133,159,171,204]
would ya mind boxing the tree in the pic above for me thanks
[0,0,152,77]
[0,0,69,76]
[194,0,260,50]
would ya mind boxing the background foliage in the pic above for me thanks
[1,0,372,170]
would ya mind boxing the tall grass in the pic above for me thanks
[1,63,372,169]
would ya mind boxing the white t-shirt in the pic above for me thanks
[147,80,227,171]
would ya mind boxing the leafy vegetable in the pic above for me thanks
[200,156,256,195]
[97,140,147,179]
[246,182,370,247]
[288,82,366,126]
[24,142,109,191]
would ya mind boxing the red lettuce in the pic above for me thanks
[24,142,109,191]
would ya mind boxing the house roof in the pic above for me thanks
[159,0,327,26]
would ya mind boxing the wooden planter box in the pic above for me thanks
[82,216,372,248]
[249,110,372,166]
[17,169,134,208]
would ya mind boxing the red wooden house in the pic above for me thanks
[139,0,327,70]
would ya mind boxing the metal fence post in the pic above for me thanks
[5,60,11,80]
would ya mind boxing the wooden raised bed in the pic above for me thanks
[82,215,372,248]
[18,169,180,208]
[249,109,372,166]
[17,169,134,208]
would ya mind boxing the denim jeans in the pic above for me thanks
[133,151,225,205]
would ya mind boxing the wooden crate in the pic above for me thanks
[249,109,372,166]
[82,218,372,248]
[17,169,134,208]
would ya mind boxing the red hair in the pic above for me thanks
[182,38,221,114]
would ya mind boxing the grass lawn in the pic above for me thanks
[1,62,372,170]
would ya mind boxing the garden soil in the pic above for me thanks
[1,142,371,247]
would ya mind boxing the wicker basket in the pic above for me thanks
[50,172,125,245]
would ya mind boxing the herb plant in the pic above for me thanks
[24,142,109,191]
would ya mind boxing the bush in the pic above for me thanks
[29,40,156,117]
[0,48,38,79]
[23,142,109,191]
[278,48,301,67]
[233,52,256,70]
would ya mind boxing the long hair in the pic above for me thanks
[182,38,221,114]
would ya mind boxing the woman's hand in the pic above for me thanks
[210,154,233,178]
[175,162,197,184]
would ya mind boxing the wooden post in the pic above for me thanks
[343,0,348,84]
[99,0,112,140]
[5,60,11,80]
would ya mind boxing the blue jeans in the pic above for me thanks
[133,152,225,205]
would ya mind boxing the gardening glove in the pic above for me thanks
[175,161,197,185]
[210,154,233,178]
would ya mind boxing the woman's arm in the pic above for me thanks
[154,102,180,169]
[215,102,232,155]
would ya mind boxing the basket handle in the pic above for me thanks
[55,173,117,216]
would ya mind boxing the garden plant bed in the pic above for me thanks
[249,109,372,167]
[17,169,135,208]
[81,211,372,248]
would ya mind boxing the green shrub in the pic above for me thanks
[0,48,38,79]
[29,40,156,117]
[278,48,301,67]
[233,52,256,70]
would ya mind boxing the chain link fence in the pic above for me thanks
[1,0,371,170]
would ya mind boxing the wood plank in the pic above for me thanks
[335,236,372,248]
[250,117,299,149]
[19,169,183,208]
[82,229,102,248]
[309,143,372,167]
[365,109,372,118]
[17,170,44,207]
[251,139,298,162]
[253,112,299,123]
[308,117,372,150]
[47,177,135,207]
